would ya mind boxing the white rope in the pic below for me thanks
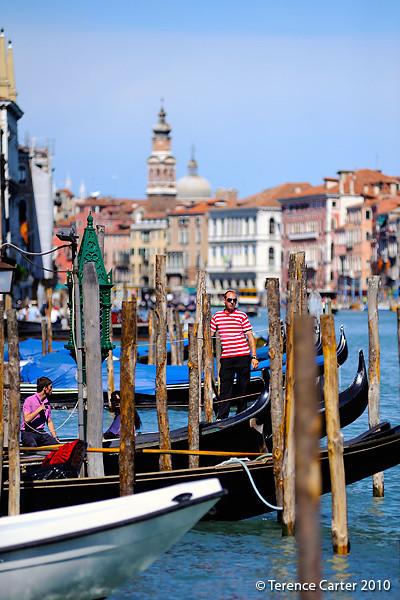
[54,400,79,432]
[218,456,283,511]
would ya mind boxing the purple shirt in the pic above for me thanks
[20,392,51,431]
[105,414,121,437]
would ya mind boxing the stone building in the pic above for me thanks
[1,30,54,302]
[281,169,400,295]
[206,183,292,305]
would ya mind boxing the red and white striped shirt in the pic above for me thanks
[210,309,252,358]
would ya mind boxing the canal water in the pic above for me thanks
[51,309,400,599]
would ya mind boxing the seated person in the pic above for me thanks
[21,376,60,447]
[104,390,142,439]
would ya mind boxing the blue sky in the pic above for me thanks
[4,1,400,199]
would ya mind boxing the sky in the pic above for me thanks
[3,1,400,199]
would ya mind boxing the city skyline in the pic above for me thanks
[4,1,400,199]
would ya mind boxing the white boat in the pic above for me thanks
[0,478,224,600]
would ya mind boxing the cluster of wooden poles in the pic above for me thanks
[0,256,224,515]
[0,248,391,583]
[267,253,386,597]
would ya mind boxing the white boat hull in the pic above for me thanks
[0,479,223,600]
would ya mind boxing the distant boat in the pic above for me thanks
[244,305,259,318]
[0,479,224,600]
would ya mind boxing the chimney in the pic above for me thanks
[337,170,354,195]
[324,177,338,190]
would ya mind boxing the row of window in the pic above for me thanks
[148,167,174,184]
[285,220,321,235]
[210,278,256,291]
[282,200,328,212]
[209,217,258,237]
[347,208,371,223]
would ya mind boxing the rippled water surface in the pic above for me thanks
[52,310,400,599]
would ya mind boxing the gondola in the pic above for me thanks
[103,349,368,473]
[18,326,348,408]
[3,421,399,521]
[134,326,349,406]
[13,350,368,481]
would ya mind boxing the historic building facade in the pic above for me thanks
[280,169,400,294]
[1,30,55,302]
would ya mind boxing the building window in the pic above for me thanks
[269,218,275,235]
[269,247,274,266]
[18,165,27,184]
[179,229,189,244]
[365,209,371,220]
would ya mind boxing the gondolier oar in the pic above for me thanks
[18,445,266,457]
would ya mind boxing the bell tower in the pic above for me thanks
[146,104,177,211]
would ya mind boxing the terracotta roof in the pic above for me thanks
[141,210,168,219]
[57,189,74,196]
[169,199,222,216]
[376,198,400,214]
[239,182,314,207]
[335,169,400,196]
[55,218,74,227]
[278,183,327,201]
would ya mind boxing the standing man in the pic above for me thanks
[20,376,60,447]
[211,290,259,419]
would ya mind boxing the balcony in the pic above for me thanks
[288,231,318,241]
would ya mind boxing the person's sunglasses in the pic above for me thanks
[226,298,237,304]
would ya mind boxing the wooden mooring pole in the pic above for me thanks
[282,278,300,536]
[294,315,321,598]
[289,251,307,314]
[173,308,184,365]
[119,299,137,496]
[148,309,156,365]
[82,262,104,478]
[367,276,384,497]
[155,255,172,471]
[46,288,52,354]
[188,323,200,468]
[215,331,222,395]
[195,270,207,406]
[202,293,214,423]
[167,306,178,366]
[107,311,114,408]
[41,318,47,355]
[266,278,284,520]
[6,309,20,515]
[321,314,350,554]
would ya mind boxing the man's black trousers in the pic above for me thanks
[217,354,251,420]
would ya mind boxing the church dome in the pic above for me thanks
[176,175,212,200]
[176,154,211,201]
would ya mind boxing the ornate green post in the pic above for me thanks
[66,213,115,368]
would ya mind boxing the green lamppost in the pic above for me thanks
[65,212,115,370]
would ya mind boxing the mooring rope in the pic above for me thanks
[218,456,283,511]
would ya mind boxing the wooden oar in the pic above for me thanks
[17,445,266,458]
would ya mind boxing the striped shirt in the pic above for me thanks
[210,309,252,358]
